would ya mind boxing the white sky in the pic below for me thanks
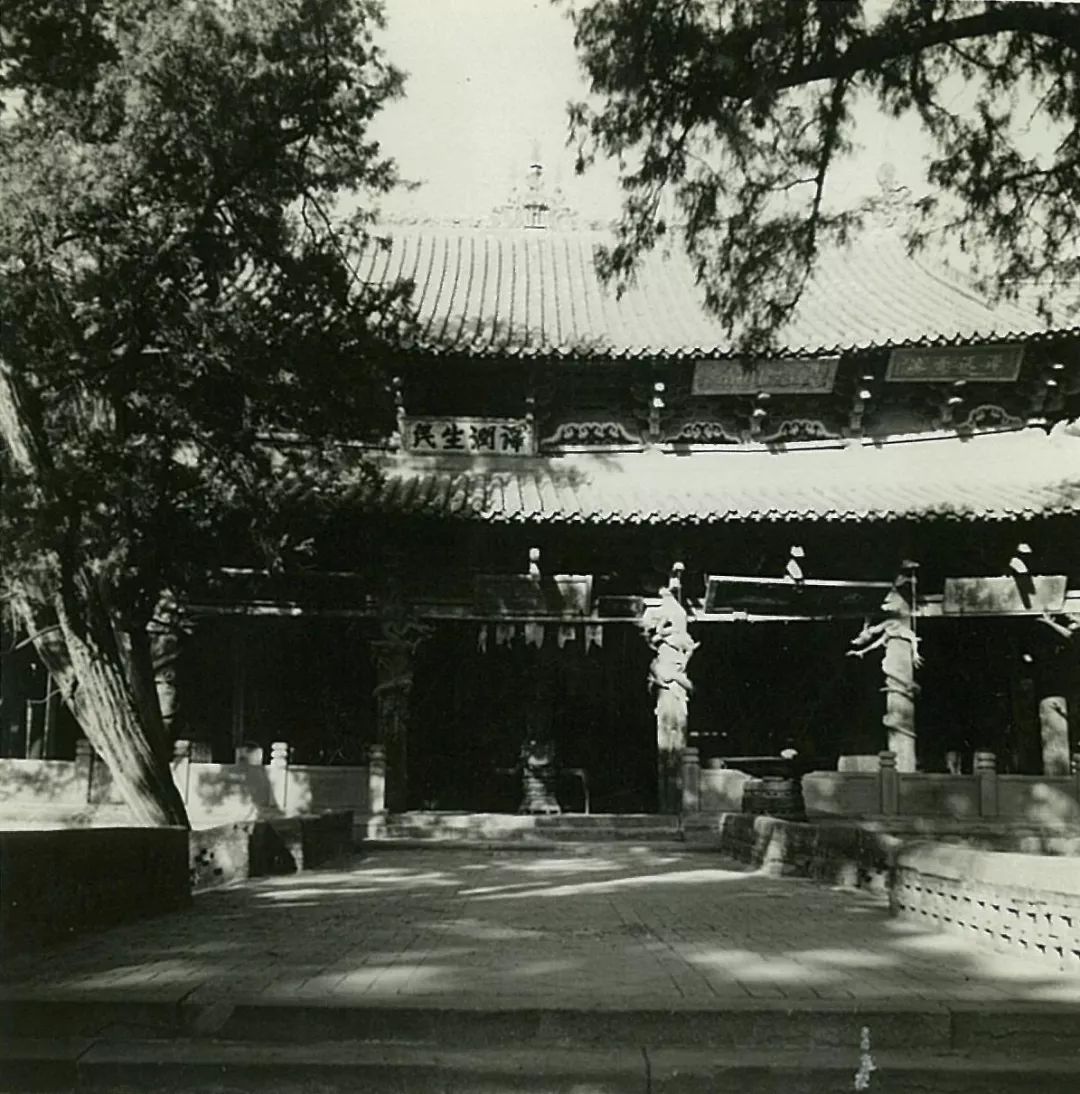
[368,0,933,224]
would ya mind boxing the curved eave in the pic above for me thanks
[389,323,1076,363]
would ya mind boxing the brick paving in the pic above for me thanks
[3,846,1078,1008]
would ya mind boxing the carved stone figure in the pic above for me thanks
[848,581,922,772]
[642,587,699,812]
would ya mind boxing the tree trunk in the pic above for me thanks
[1,355,189,827]
[12,587,189,827]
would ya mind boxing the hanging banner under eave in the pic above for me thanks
[885,344,1024,383]
[692,357,839,395]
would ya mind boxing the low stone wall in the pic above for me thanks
[891,842,1080,974]
[0,748,371,830]
[0,827,190,950]
[683,812,900,893]
[0,811,354,949]
[189,811,354,891]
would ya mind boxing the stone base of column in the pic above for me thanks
[887,720,917,773]
[657,750,681,815]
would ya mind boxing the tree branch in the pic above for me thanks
[707,4,1080,103]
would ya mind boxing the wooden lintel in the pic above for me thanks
[187,588,1080,624]
[707,575,894,590]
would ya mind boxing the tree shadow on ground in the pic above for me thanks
[2,847,1077,1008]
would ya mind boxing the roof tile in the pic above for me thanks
[365,226,1060,358]
[360,428,1080,525]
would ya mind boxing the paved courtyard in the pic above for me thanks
[3,846,1078,1009]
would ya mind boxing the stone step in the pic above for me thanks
[6,999,1080,1059]
[4,1038,1080,1094]
[367,812,685,844]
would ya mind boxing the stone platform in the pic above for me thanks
[3,845,1079,1091]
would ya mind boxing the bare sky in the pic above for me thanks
[369,0,621,221]
[369,0,934,225]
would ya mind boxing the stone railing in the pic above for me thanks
[681,748,1080,828]
[890,841,1080,974]
[684,812,1080,973]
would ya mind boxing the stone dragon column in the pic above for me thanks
[371,616,431,814]
[848,563,922,773]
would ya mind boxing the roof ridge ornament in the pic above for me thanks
[870,163,915,230]
[488,152,581,230]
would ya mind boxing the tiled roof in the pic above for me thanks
[359,225,1060,358]
[357,427,1080,524]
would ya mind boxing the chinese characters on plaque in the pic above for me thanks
[886,344,1024,382]
[692,357,839,395]
[402,416,535,455]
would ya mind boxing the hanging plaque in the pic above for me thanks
[943,575,1067,616]
[692,357,839,395]
[473,574,593,617]
[402,416,535,455]
[886,344,1024,383]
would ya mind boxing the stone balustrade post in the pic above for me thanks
[171,738,192,803]
[74,739,94,803]
[268,740,289,813]
[681,747,701,815]
[975,750,998,818]
[368,744,387,816]
[878,750,899,815]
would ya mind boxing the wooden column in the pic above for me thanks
[371,621,430,814]
[150,595,185,742]
[230,624,247,755]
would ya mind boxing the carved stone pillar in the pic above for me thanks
[1040,695,1071,775]
[642,583,698,816]
[371,621,430,814]
[848,565,921,773]
[882,629,919,773]
[1035,613,1077,776]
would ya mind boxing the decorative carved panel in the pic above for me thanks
[959,404,1024,432]
[759,418,839,444]
[665,419,741,445]
[540,420,643,448]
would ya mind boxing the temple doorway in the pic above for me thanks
[408,623,656,813]
[689,622,872,764]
